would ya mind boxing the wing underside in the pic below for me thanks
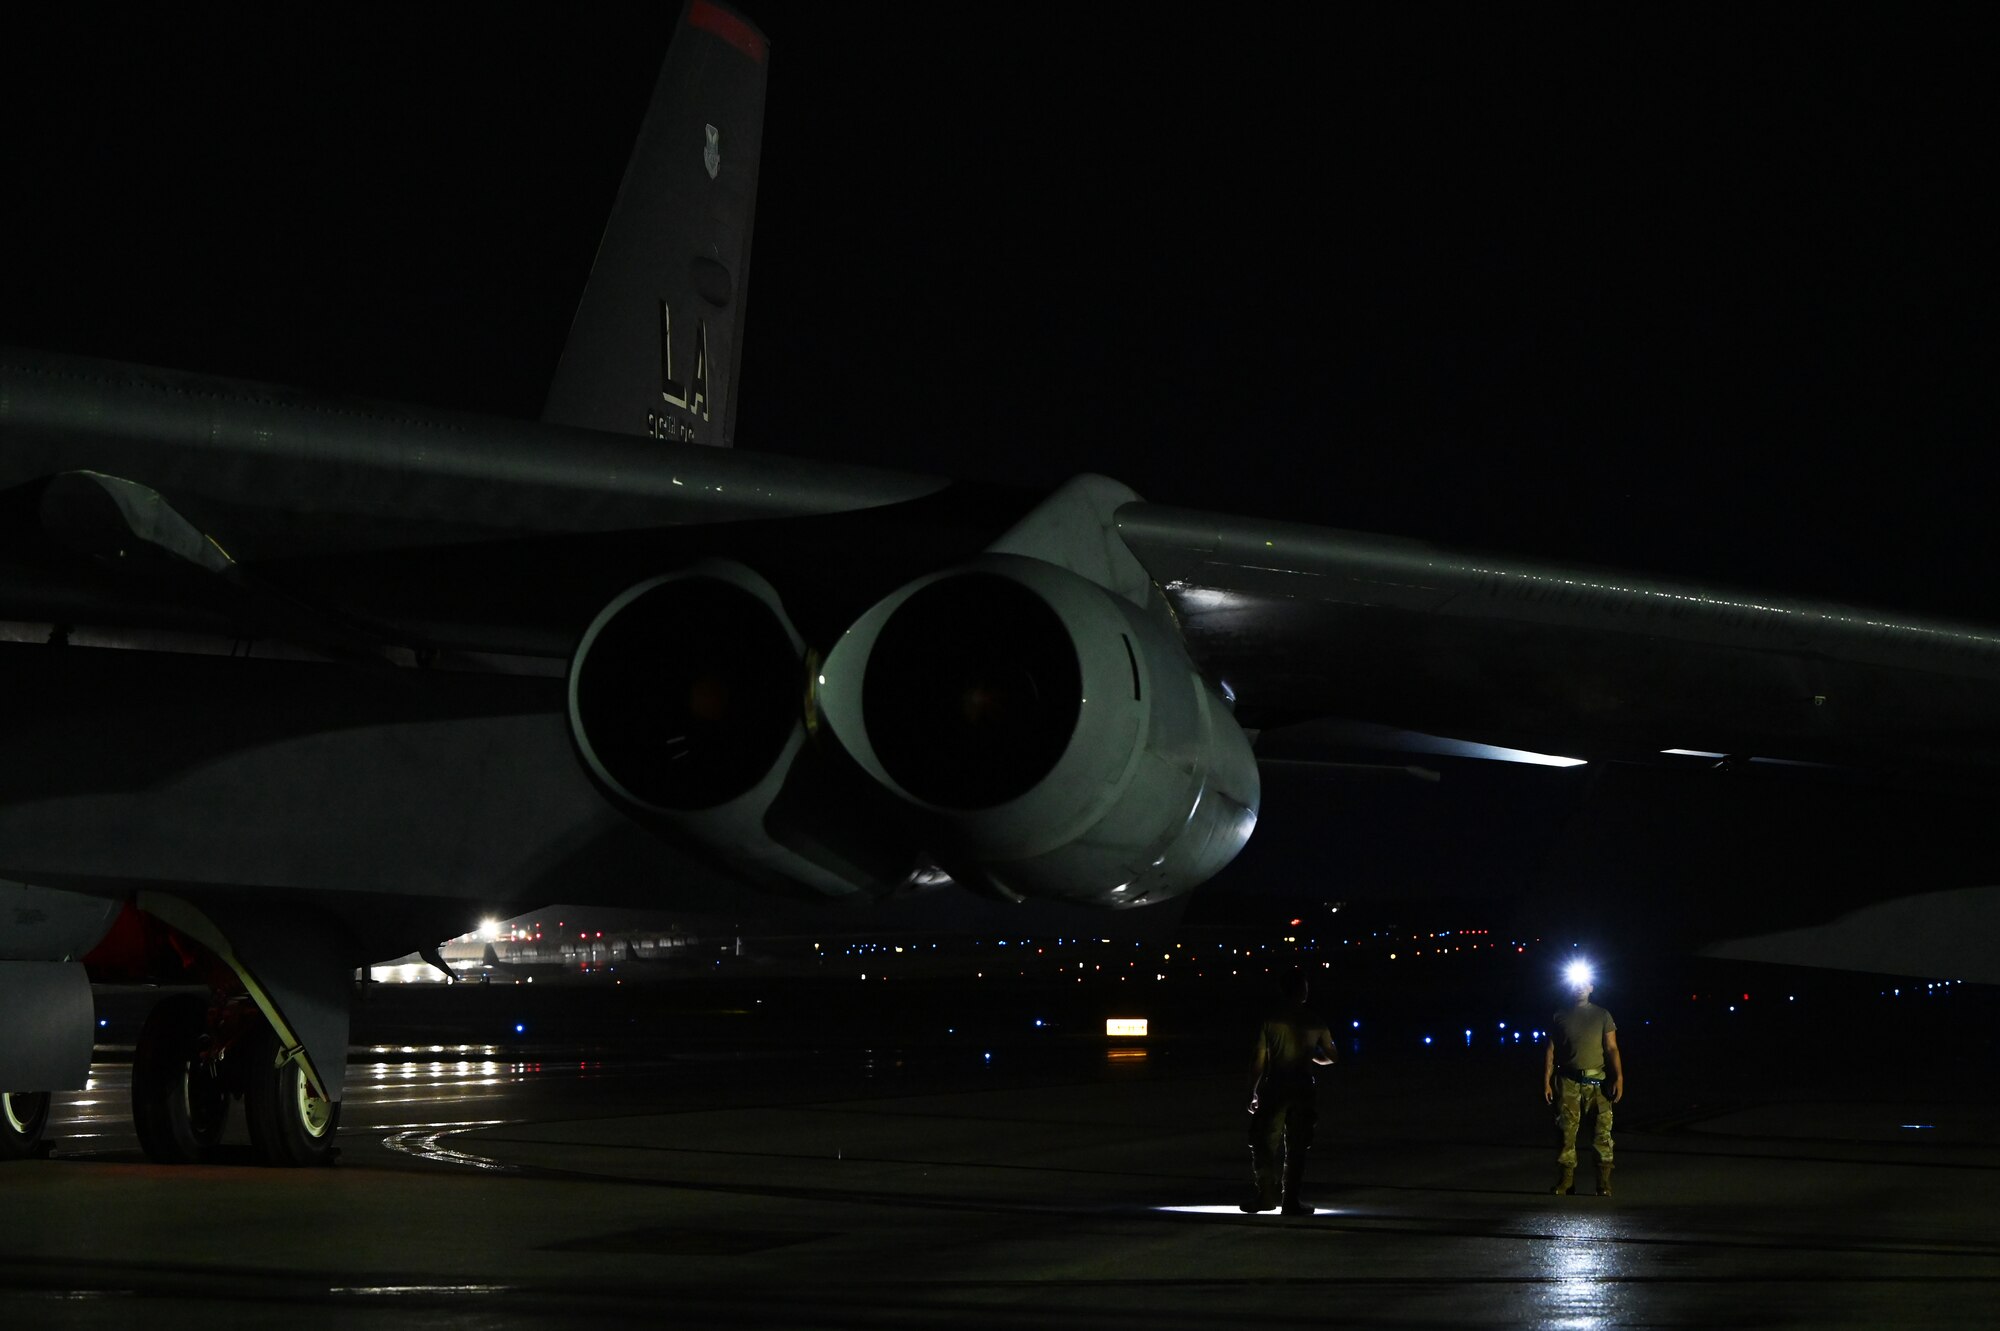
[1116,502,2000,779]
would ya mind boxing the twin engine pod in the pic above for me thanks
[814,555,1261,908]
[568,555,1261,909]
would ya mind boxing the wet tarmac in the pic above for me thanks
[4,976,2000,1328]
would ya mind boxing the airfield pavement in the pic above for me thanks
[4,970,1999,1328]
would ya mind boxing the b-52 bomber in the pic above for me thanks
[6,1,2000,1166]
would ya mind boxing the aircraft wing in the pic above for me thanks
[1118,502,2000,778]
[12,348,2000,999]
[0,347,972,660]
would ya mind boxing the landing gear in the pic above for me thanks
[131,996,338,1167]
[131,995,229,1164]
[84,898,352,1168]
[0,1092,51,1160]
[242,1022,339,1167]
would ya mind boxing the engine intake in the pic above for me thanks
[570,565,801,812]
[864,571,1082,809]
[815,555,1260,907]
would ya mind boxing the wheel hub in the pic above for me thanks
[293,1067,333,1139]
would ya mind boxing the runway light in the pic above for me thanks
[1106,1018,1148,1037]
[513,1023,525,1034]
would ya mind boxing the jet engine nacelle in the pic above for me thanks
[568,560,914,898]
[814,555,1260,907]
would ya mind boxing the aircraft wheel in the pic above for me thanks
[243,1023,339,1167]
[1,1092,52,1160]
[132,996,227,1163]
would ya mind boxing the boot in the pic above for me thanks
[1280,1146,1313,1215]
[1552,1166,1574,1195]
[1596,1164,1614,1196]
[1240,1148,1279,1213]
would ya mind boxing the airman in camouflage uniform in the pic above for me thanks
[1543,972,1624,1195]
[1243,967,1337,1216]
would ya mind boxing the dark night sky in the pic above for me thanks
[6,5,1996,621]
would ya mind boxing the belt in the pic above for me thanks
[1558,1067,1606,1086]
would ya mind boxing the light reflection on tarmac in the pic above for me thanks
[1541,1214,1621,1330]
[43,1043,668,1160]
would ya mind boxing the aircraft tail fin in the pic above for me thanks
[542,0,768,446]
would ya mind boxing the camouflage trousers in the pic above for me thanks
[1248,1081,1317,1205]
[1554,1075,1613,1167]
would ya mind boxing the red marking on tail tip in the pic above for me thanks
[689,0,767,64]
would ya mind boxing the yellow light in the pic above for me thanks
[1105,1018,1149,1037]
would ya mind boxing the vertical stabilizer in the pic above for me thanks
[543,0,768,446]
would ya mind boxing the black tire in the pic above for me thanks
[132,996,228,1164]
[0,1092,51,1160]
[242,1022,339,1167]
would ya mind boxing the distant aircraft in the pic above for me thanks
[6,0,2000,1165]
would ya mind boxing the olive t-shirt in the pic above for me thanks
[1551,1002,1616,1072]
[1258,1005,1330,1080]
